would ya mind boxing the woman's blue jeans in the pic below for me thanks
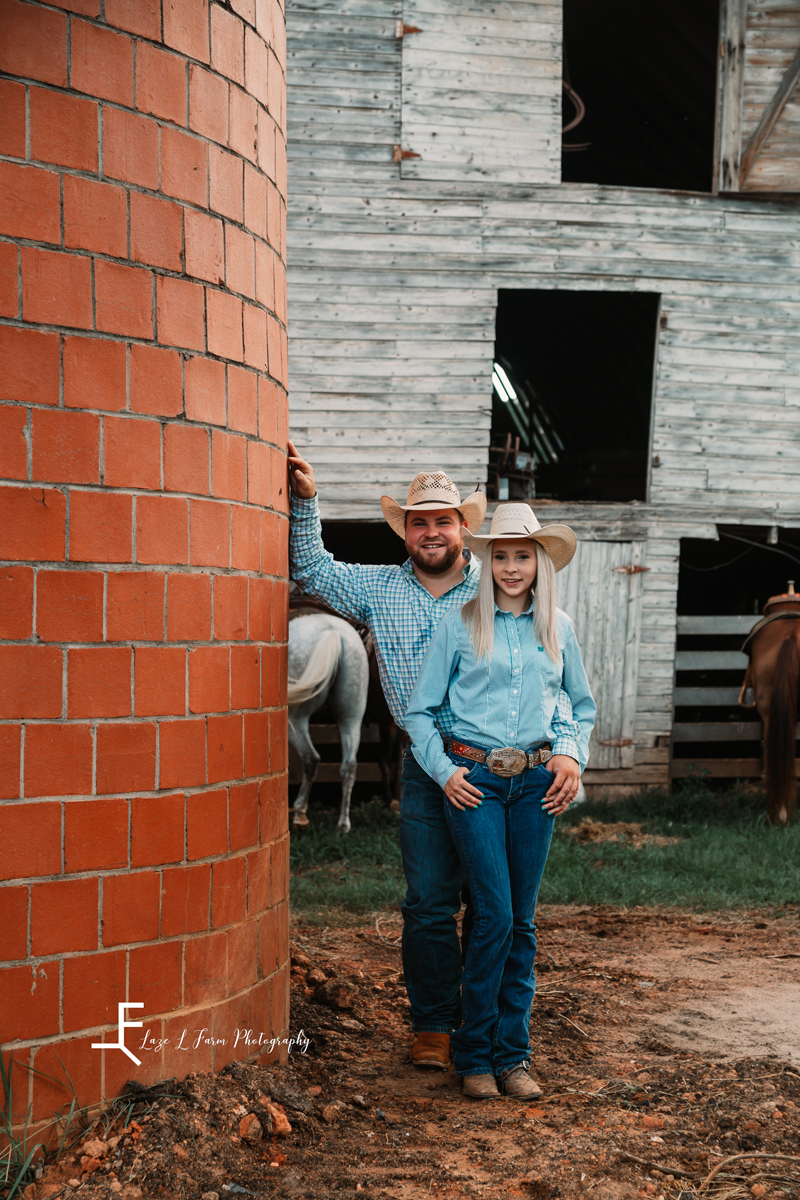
[444,753,555,1078]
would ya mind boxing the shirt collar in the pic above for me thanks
[495,596,535,616]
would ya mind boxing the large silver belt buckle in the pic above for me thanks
[485,747,528,777]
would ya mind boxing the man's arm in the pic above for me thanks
[287,441,371,624]
[404,615,482,810]
[550,686,584,770]
[559,619,597,770]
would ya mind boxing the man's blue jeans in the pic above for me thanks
[398,748,465,1033]
[444,754,555,1077]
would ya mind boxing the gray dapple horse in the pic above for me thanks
[288,613,369,834]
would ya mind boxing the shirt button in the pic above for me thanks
[514,668,519,674]
[513,690,518,695]
[511,710,516,715]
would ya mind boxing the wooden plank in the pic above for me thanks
[741,41,800,183]
[677,615,758,634]
[407,0,561,20]
[399,0,561,184]
[670,759,764,777]
[310,763,384,783]
[673,686,746,705]
[722,0,755,195]
[582,766,668,784]
[672,722,765,741]
[308,723,382,743]
[621,542,645,768]
[675,650,749,669]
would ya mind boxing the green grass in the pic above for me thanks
[289,800,405,921]
[289,783,800,920]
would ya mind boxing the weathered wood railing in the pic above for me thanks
[671,614,800,779]
[289,723,384,784]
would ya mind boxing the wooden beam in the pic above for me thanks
[673,687,745,706]
[307,723,382,744]
[718,0,748,191]
[674,650,748,669]
[582,766,668,785]
[676,615,756,635]
[671,759,766,778]
[672,722,764,741]
[289,763,383,785]
[740,41,800,185]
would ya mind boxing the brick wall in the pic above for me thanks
[0,0,289,1124]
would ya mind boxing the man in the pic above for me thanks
[287,443,582,1069]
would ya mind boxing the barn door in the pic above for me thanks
[397,0,562,183]
[558,541,645,770]
[718,0,800,191]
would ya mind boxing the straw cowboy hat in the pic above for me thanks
[380,471,488,539]
[462,503,577,572]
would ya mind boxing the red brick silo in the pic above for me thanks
[0,0,289,1124]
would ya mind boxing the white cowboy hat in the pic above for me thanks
[380,470,487,539]
[462,502,577,572]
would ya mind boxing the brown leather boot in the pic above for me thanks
[410,1032,450,1069]
[461,1073,500,1100]
[497,1064,542,1099]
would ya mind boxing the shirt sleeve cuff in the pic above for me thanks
[290,492,318,516]
[551,736,581,766]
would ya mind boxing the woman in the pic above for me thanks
[404,503,596,1100]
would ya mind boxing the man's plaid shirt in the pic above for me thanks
[289,494,584,763]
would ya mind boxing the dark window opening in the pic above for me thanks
[321,521,406,567]
[491,289,659,502]
[678,526,800,616]
[561,0,720,192]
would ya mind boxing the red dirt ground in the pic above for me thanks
[27,905,800,1200]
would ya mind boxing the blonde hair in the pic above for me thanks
[462,541,559,663]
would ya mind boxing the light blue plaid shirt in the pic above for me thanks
[289,495,585,763]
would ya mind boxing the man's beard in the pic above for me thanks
[406,540,463,575]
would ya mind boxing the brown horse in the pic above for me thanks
[742,584,800,826]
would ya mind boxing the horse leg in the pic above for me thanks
[328,628,368,835]
[288,713,320,829]
[336,716,361,835]
[762,633,799,827]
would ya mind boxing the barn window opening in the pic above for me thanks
[490,288,660,503]
[678,526,800,616]
[561,0,720,192]
[322,522,405,567]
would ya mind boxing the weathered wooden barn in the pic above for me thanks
[285,0,800,794]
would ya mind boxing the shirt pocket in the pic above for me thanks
[530,645,562,680]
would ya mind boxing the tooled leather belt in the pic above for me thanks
[444,736,553,778]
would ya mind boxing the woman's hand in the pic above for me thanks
[287,439,316,499]
[444,767,484,811]
[542,755,580,816]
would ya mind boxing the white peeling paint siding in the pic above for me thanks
[285,0,800,787]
